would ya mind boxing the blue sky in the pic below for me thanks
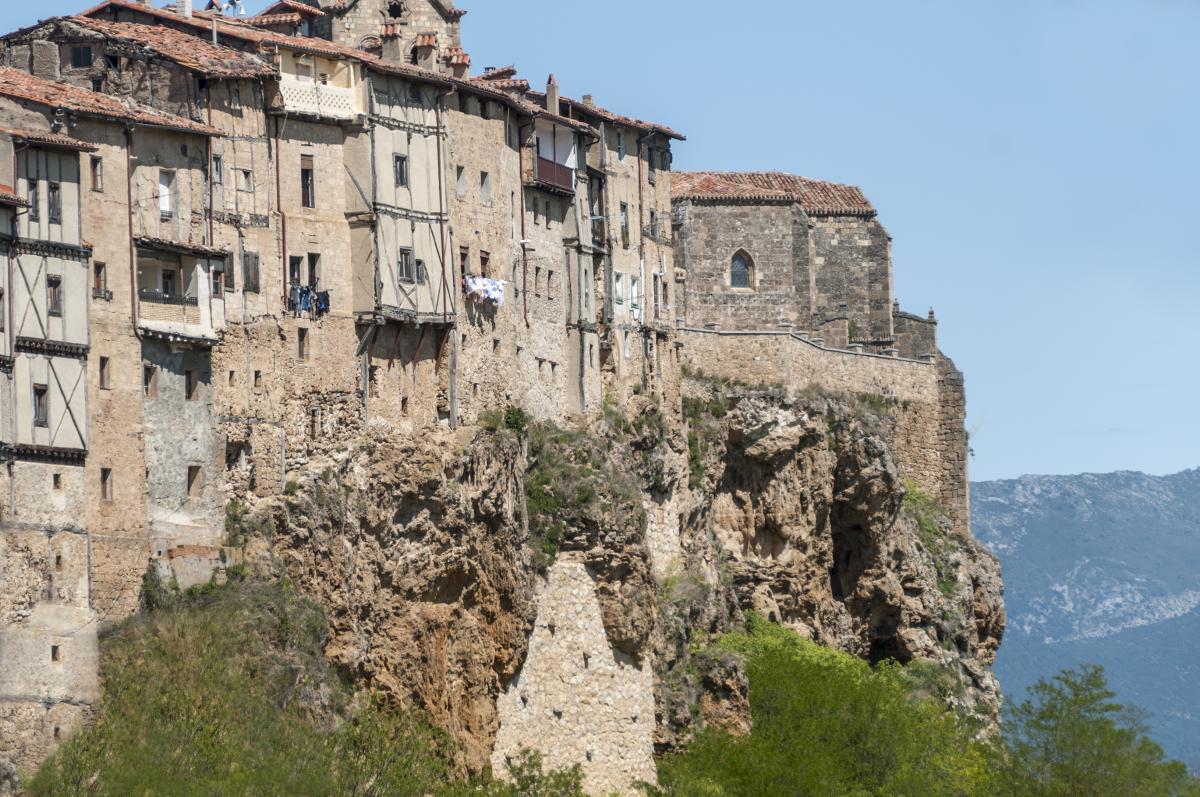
[5,1,1198,481]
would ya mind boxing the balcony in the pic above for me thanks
[139,289,200,325]
[532,157,575,195]
[277,81,358,120]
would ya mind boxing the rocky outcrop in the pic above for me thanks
[231,385,1003,792]
[682,383,1005,724]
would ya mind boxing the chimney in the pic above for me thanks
[177,0,193,17]
[582,94,594,107]
[545,74,559,115]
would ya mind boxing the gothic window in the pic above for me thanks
[388,1,405,19]
[730,251,753,289]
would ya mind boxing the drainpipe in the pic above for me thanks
[125,126,140,337]
[434,87,455,429]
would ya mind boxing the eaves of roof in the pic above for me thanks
[0,126,98,152]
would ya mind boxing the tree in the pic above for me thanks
[993,664,1200,797]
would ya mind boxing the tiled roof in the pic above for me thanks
[415,33,438,47]
[68,16,277,78]
[0,126,97,151]
[480,65,516,80]
[248,12,304,26]
[524,90,684,142]
[135,235,230,258]
[81,1,452,85]
[672,171,875,216]
[0,65,220,136]
[0,185,29,208]
[442,47,469,66]
[258,0,325,17]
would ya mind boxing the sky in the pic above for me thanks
[3,1,1198,481]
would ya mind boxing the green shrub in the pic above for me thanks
[284,479,301,496]
[904,480,958,596]
[652,615,991,797]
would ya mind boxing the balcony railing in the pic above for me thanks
[139,289,200,325]
[278,81,357,120]
[534,157,575,194]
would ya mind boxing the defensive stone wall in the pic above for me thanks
[678,327,968,530]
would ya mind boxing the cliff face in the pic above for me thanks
[236,384,1003,794]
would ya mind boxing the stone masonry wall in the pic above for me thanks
[491,557,657,796]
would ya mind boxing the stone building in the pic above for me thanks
[672,171,970,533]
[0,0,971,793]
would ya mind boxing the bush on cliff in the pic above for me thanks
[27,579,586,797]
[651,614,991,797]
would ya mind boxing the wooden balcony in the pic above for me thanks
[532,157,575,195]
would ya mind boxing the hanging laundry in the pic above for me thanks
[316,291,330,316]
[464,275,506,308]
[289,283,301,314]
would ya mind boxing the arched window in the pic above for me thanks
[730,251,753,289]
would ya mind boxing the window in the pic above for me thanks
[143,365,158,398]
[90,156,104,192]
[33,384,48,427]
[615,274,625,305]
[393,154,408,187]
[730,251,752,289]
[296,57,314,83]
[455,166,466,197]
[300,156,315,208]
[297,327,309,361]
[479,250,490,278]
[253,370,262,388]
[398,248,415,283]
[211,268,224,297]
[480,171,491,204]
[648,209,657,238]
[0,287,4,330]
[546,269,555,299]
[53,473,62,491]
[211,155,222,185]
[99,356,111,390]
[93,262,107,294]
[408,82,421,103]
[388,0,404,18]
[187,466,203,500]
[106,54,120,71]
[239,170,252,192]
[619,203,630,248]
[458,246,469,281]
[51,645,60,662]
[185,369,198,401]
[91,79,103,93]
[617,130,626,161]
[243,251,260,293]
[415,259,426,284]
[307,253,320,288]
[289,256,303,288]
[161,269,176,297]
[100,467,113,501]
[70,46,93,68]
[47,182,61,224]
[159,170,175,219]
[46,276,63,317]
[28,183,39,222]
[631,276,640,309]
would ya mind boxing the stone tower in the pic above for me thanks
[314,0,468,73]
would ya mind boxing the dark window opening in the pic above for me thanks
[393,154,408,187]
[52,474,62,491]
[143,365,158,398]
[187,466,203,499]
[99,356,111,390]
[300,155,315,208]
[70,46,92,68]
[27,183,39,222]
[184,369,198,401]
[106,54,120,71]
[730,251,752,289]
[50,645,60,662]
[100,467,113,501]
[33,384,48,427]
[212,155,223,185]
[297,327,309,361]
[46,275,63,316]
[242,251,260,293]
[91,156,104,192]
[479,251,490,278]
[388,1,404,18]
[398,248,415,283]
[307,253,320,289]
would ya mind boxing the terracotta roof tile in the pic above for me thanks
[248,12,304,27]
[0,65,220,136]
[67,16,276,79]
[0,185,29,208]
[258,0,325,17]
[672,171,875,216]
[415,33,438,48]
[0,126,97,151]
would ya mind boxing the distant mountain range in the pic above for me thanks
[972,468,1200,765]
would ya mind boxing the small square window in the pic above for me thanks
[70,46,93,69]
[99,356,111,390]
[91,79,103,93]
